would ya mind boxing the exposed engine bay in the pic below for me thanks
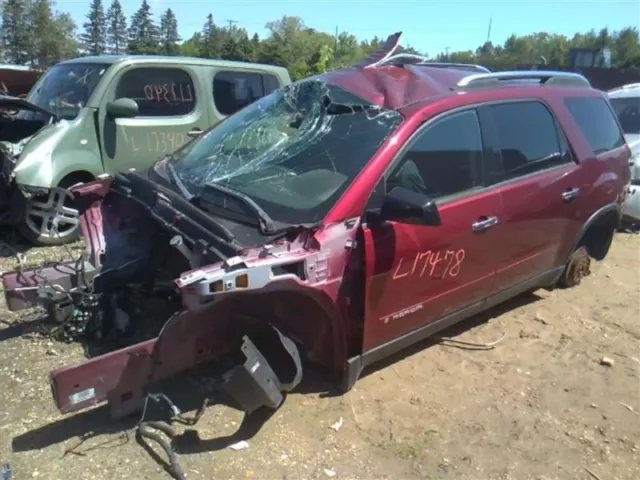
[1,172,330,479]
[3,169,326,345]
[1,168,356,421]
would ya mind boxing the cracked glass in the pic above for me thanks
[169,79,404,225]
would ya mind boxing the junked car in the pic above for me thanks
[0,55,291,245]
[608,83,640,227]
[1,33,631,473]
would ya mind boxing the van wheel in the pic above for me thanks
[558,246,591,288]
[18,181,82,246]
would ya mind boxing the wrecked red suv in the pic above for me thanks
[2,34,631,422]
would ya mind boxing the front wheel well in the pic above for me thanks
[577,211,618,261]
[58,171,95,189]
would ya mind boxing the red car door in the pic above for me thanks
[360,109,503,352]
[479,100,584,291]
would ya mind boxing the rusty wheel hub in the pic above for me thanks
[568,247,591,285]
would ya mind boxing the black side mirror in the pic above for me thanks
[106,97,139,119]
[378,187,442,226]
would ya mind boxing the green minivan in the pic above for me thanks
[0,55,291,245]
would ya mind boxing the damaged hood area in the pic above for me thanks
[35,76,406,321]
[69,78,403,301]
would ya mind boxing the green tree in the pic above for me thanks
[53,13,81,60]
[180,33,201,56]
[159,8,181,55]
[27,0,58,66]
[255,39,287,67]
[613,27,640,68]
[80,0,106,55]
[334,32,362,68]
[199,14,225,58]
[250,33,260,60]
[106,0,127,54]
[220,28,253,62]
[439,26,640,70]
[1,0,30,64]
[127,0,158,55]
[309,44,334,74]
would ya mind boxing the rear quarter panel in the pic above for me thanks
[549,89,630,262]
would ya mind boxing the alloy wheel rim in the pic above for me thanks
[25,187,80,239]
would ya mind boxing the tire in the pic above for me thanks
[557,245,591,288]
[18,177,85,246]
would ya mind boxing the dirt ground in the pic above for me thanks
[0,230,639,480]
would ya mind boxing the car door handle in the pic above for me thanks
[187,128,203,138]
[561,187,580,202]
[472,216,499,232]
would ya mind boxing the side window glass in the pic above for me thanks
[565,97,626,154]
[263,74,281,95]
[115,68,196,117]
[387,110,484,200]
[609,97,640,136]
[489,101,570,181]
[213,71,266,116]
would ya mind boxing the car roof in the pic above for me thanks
[310,54,594,113]
[607,83,640,99]
[313,63,474,111]
[57,55,289,75]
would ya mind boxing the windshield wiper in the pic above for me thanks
[167,162,276,234]
[198,182,277,234]
[166,161,195,201]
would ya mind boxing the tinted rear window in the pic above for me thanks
[564,97,625,154]
[488,101,572,181]
[213,71,281,116]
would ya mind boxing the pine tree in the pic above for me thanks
[80,0,106,55]
[250,33,260,61]
[1,0,30,64]
[199,13,215,58]
[54,13,81,60]
[159,8,181,55]
[127,0,159,55]
[27,0,58,67]
[106,0,127,54]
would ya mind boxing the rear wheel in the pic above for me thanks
[18,176,89,246]
[558,245,591,288]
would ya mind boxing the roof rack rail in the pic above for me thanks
[457,70,591,89]
[418,62,491,73]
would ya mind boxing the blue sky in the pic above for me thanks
[56,0,640,56]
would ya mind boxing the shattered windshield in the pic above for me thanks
[17,63,110,121]
[610,97,640,134]
[169,80,404,225]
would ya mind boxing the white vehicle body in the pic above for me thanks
[608,83,640,226]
